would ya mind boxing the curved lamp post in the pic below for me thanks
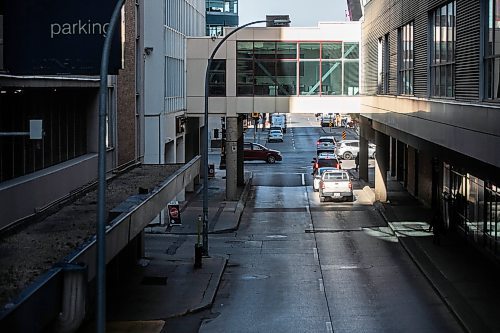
[202,18,290,256]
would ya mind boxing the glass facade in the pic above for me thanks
[443,164,500,256]
[485,0,500,99]
[399,22,414,95]
[206,0,238,36]
[431,1,456,98]
[236,41,359,96]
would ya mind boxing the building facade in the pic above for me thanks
[206,0,239,36]
[0,0,206,229]
[360,0,500,260]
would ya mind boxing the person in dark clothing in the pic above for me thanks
[428,211,442,245]
[354,152,359,172]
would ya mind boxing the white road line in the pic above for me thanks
[319,278,324,291]
[326,322,333,333]
[313,247,318,260]
[301,173,305,186]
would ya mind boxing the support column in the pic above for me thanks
[226,117,239,200]
[359,136,369,181]
[375,131,390,202]
[237,115,245,186]
[396,140,406,184]
[390,137,397,177]
[359,122,370,182]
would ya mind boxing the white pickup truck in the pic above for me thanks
[319,170,353,202]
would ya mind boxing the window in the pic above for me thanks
[431,1,456,98]
[208,59,226,96]
[486,0,500,99]
[236,41,359,96]
[377,34,389,94]
[399,22,414,95]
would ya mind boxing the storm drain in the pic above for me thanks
[141,276,168,285]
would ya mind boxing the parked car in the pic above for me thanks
[313,167,337,192]
[244,142,282,163]
[316,136,337,154]
[268,129,284,142]
[319,170,353,202]
[311,154,341,176]
[335,140,377,160]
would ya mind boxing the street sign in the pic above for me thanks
[168,201,182,225]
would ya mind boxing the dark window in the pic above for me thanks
[0,88,88,182]
[398,22,414,95]
[208,59,226,96]
[486,0,500,99]
[431,1,455,98]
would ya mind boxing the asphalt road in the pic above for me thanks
[199,114,463,333]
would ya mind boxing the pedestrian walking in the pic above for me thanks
[354,152,359,172]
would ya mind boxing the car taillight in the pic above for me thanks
[321,182,325,189]
[348,182,352,189]
[316,141,320,145]
[337,164,340,169]
[315,163,318,169]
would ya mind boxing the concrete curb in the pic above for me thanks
[187,256,228,314]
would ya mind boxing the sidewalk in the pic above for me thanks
[79,165,252,333]
[358,174,500,333]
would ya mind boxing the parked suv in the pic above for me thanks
[335,140,377,160]
[316,136,337,154]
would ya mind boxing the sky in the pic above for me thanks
[238,0,349,27]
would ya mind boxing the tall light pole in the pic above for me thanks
[202,18,290,256]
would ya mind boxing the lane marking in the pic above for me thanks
[313,247,318,260]
[319,278,324,292]
[326,322,333,333]
[301,173,305,186]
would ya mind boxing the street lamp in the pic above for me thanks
[202,18,291,256]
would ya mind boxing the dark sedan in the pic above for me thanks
[244,142,282,164]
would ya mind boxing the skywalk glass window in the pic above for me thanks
[430,1,456,98]
[399,22,414,95]
[208,60,226,96]
[236,41,359,96]
[486,0,500,99]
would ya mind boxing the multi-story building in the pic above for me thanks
[0,0,206,230]
[139,0,205,166]
[360,0,500,260]
[206,0,239,37]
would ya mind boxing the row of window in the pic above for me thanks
[381,0,499,100]
[209,41,360,97]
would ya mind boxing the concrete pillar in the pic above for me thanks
[237,116,245,186]
[390,137,397,177]
[359,122,369,182]
[396,140,405,182]
[375,131,390,202]
[226,117,238,200]
[359,136,369,181]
